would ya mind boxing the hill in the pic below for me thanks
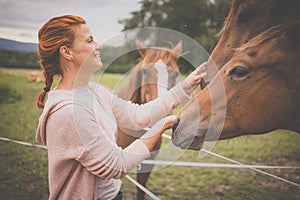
[0,38,38,53]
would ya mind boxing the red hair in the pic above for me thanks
[36,15,86,109]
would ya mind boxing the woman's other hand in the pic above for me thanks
[140,115,176,150]
[181,62,207,95]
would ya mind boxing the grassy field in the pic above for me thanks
[0,68,299,200]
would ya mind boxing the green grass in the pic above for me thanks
[0,68,299,200]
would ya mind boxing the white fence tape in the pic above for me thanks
[200,148,300,187]
[141,159,300,169]
[125,175,160,200]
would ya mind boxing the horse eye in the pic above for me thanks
[229,66,249,79]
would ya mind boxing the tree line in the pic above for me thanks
[0,50,40,69]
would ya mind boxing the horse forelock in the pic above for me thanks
[234,24,288,54]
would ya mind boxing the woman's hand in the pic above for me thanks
[158,115,177,131]
[181,62,207,95]
[140,115,176,151]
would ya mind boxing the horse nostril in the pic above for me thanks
[172,118,180,133]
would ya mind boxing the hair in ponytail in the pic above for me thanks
[36,15,86,109]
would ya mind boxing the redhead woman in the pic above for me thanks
[35,15,206,200]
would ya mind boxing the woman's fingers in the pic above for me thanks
[162,115,177,130]
[181,61,208,95]
[195,62,207,74]
[194,72,207,84]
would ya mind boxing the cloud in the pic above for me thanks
[0,0,140,43]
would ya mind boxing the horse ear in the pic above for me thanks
[172,41,183,56]
[135,38,148,57]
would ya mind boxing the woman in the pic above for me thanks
[36,15,206,200]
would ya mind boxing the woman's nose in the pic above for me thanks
[95,42,103,50]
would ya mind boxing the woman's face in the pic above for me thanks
[69,24,102,72]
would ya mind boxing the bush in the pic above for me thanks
[0,85,21,104]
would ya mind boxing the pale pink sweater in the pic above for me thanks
[36,81,189,200]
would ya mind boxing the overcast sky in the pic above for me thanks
[0,0,141,43]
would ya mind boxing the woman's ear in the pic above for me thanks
[59,46,73,61]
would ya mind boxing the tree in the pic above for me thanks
[119,0,231,72]
[120,0,231,52]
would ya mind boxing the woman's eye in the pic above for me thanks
[229,66,249,79]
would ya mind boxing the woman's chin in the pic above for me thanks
[97,61,103,68]
[94,60,103,70]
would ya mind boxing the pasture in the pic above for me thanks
[0,68,299,200]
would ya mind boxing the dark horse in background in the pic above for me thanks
[117,39,182,199]
[172,0,300,150]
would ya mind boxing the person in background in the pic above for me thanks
[35,15,206,200]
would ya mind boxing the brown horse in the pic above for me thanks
[116,39,182,199]
[172,20,300,150]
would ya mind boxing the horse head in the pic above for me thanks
[172,21,300,150]
[118,39,182,104]
[201,0,300,88]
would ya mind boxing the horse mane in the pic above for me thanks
[117,63,143,103]
[219,0,240,34]
[234,24,288,53]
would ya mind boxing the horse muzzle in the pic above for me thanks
[171,117,204,150]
